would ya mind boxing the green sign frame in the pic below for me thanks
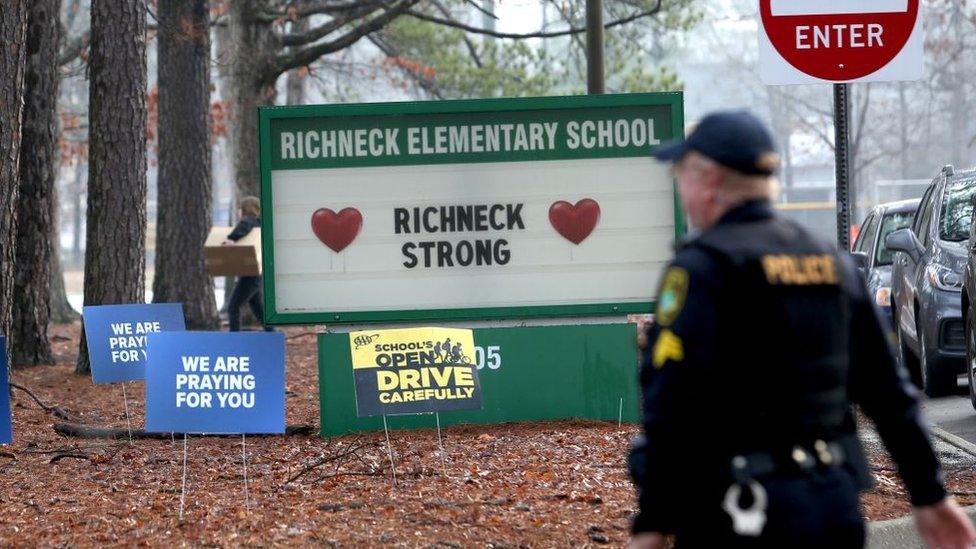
[259,92,684,326]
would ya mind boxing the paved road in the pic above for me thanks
[920,381,976,446]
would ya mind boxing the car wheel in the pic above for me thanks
[968,312,976,410]
[898,324,923,390]
[920,326,955,398]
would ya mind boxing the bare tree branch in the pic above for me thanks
[768,86,833,120]
[431,0,483,68]
[780,102,835,152]
[367,32,446,99]
[546,0,587,76]
[407,3,663,40]
[266,0,393,23]
[853,149,893,176]
[145,3,159,26]
[851,84,873,162]
[274,0,420,75]
[463,0,497,21]
[278,3,379,46]
[282,437,377,485]
[9,383,77,421]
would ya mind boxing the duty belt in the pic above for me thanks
[731,438,848,485]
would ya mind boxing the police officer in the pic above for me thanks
[629,111,976,548]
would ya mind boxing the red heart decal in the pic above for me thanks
[311,208,362,252]
[549,199,601,245]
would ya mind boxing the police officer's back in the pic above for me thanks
[630,111,975,548]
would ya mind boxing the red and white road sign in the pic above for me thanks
[759,0,923,85]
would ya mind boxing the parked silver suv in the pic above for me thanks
[888,165,975,397]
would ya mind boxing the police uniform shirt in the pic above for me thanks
[634,200,946,535]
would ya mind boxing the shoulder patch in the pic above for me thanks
[655,267,689,327]
[652,330,684,369]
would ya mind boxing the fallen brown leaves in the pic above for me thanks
[0,323,636,547]
[0,323,957,547]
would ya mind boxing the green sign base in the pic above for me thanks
[318,323,641,436]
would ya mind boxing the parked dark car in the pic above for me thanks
[887,165,975,397]
[851,198,920,329]
[959,176,976,409]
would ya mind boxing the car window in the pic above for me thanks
[917,186,938,248]
[939,176,976,242]
[855,214,879,255]
[876,211,915,266]
[853,214,876,253]
[912,184,935,236]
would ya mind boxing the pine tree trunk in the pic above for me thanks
[153,0,218,330]
[77,0,147,375]
[228,0,278,199]
[0,2,29,372]
[12,0,61,367]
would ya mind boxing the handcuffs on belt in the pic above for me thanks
[723,440,846,537]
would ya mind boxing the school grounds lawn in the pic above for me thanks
[0,323,968,546]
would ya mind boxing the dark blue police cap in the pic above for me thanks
[652,110,780,176]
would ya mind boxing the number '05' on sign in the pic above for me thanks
[474,346,502,370]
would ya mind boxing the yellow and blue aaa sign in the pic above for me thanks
[350,327,482,417]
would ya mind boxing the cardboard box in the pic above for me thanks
[204,226,262,276]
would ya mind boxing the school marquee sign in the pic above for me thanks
[258,93,684,324]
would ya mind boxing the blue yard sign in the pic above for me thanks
[0,337,11,444]
[145,332,286,434]
[82,303,186,384]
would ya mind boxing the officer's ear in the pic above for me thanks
[702,167,726,199]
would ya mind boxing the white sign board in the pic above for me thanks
[258,94,684,324]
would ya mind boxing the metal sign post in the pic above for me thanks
[586,0,604,94]
[435,412,447,478]
[833,84,852,251]
[179,434,188,520]
[242,434,251,513]
[382,415,398,487]
[121,382,133,445]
